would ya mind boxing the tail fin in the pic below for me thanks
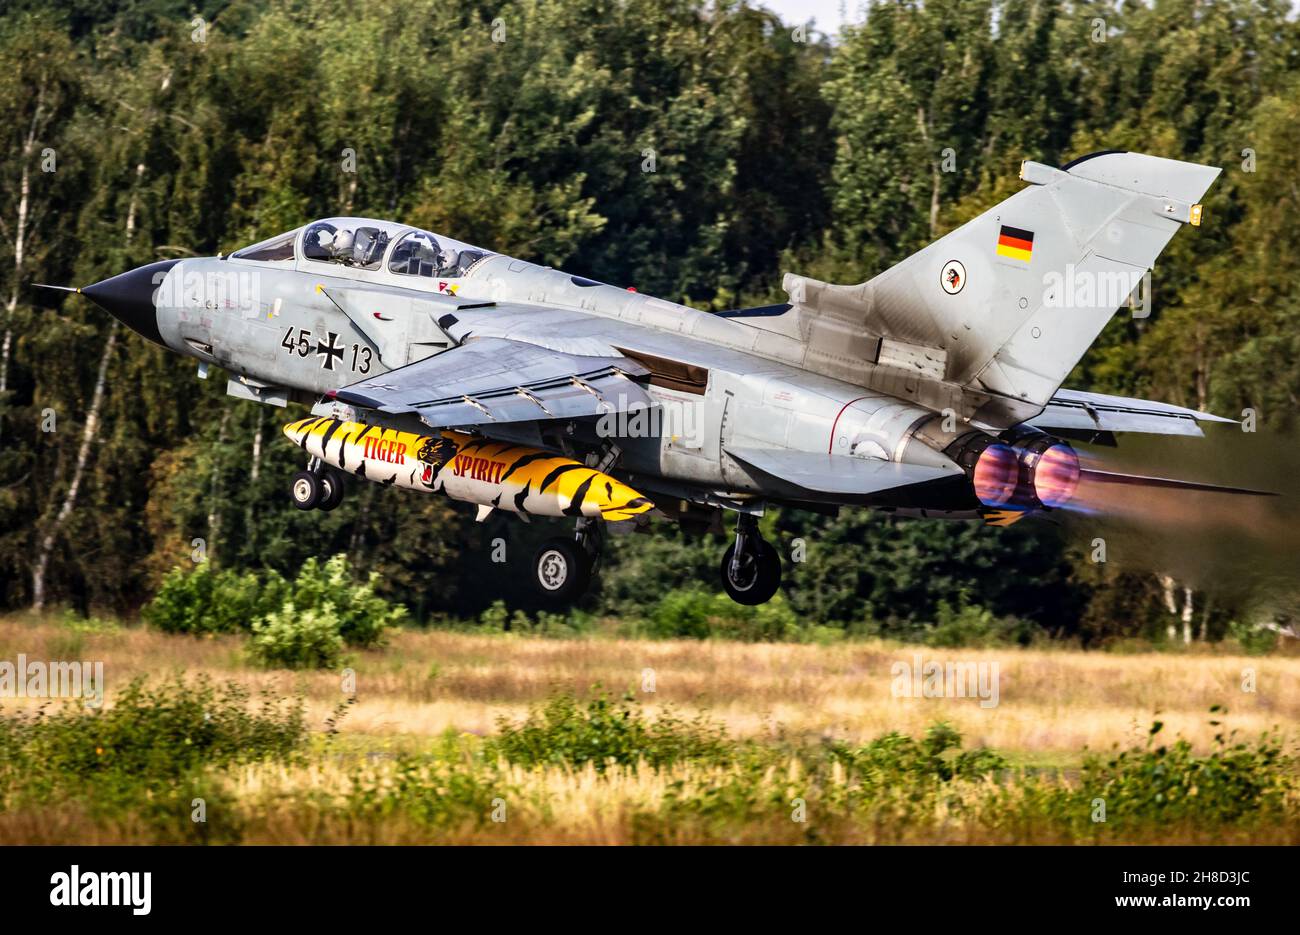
[781,152,1220,428]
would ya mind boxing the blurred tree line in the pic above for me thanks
[1,0,1297,642]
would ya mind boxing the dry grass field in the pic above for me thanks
[3,614,1296,758]
[2,612,1298,844]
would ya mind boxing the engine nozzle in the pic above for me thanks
[944,429,1081,510]
[1008,433,1081,509]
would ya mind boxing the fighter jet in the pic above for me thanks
[44,151,1271,605]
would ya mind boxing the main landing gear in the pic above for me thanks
[528,509,783,607]
[290,458,345,512]
[530,517,602,605]
[720,512,781,605]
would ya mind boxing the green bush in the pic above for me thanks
[144,555,405,668]
[649,588,799,641]
[922,600,1040,648]
[282,555,406,650]
[142,563,285,635]
[827,721,1008,785]
[249,604,347,670]
[488,689,733,771]
[1075,716,1292,827]
[1226,619,1280,656]
[0,675,306,806]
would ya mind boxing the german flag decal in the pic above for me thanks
[996,224,1034,263]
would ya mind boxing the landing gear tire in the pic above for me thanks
[721,538,781,606]
[317,470,345,512]
[290,471,322,510]
[532,536,591,605]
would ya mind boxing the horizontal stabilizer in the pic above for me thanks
[726,448,962,497]
[1080,469,1276,497]
[1030,389,1236,439]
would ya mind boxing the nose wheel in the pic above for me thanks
[721,513,781,605]
[290,460,345,512]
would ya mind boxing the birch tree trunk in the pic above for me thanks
[31,159,145,609]
[249,408,263,483]
[0,86,44,443]
[31,325,117,609]
[1159,574,1179,642]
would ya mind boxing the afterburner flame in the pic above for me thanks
[1034,443,1080,508]
[973,443,1020,507]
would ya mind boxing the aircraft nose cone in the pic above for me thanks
[80,259,180,346]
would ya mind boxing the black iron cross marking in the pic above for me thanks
[315,331,344,371]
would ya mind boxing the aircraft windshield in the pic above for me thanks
[302,218,403,271]
[389,229,493,278]
[232,228,299,262]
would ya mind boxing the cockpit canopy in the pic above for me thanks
[387,229,493,278]
[301,218,402,270]
[231,217,495,278]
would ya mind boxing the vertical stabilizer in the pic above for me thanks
[781,152,1220,427]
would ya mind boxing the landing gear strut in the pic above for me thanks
[720,512,781,605]
[290,458,345,512]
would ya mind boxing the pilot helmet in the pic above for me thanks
[331,228,355,257]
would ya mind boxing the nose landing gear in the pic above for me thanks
[720,512,782,605]
[290,458,345,512]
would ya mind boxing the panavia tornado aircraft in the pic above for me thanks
[44,151,1270,604]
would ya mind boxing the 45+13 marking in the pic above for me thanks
[280,327,372,373]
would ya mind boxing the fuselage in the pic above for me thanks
[150,219,966,508]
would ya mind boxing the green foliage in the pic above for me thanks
[142,563,285,635]
[145,554,403,668]
[0,675,306,806]
[2,679,1293,842]
[57,609,121,634]
[827,722,1008,785]
[488,689,733,772]
[348,747,506,830]
[922,601,1041,648]
[1226,619,1281,656]
[982,714,1300,838]
[0,673,312,842]
[638,721,1010,843]
[283,555,405,650]
[249,604,346,670]
[649,588,799,641]
[1075,717,1292,827]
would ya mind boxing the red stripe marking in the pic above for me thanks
[828,396,872,453]
[998,234,1033,252]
